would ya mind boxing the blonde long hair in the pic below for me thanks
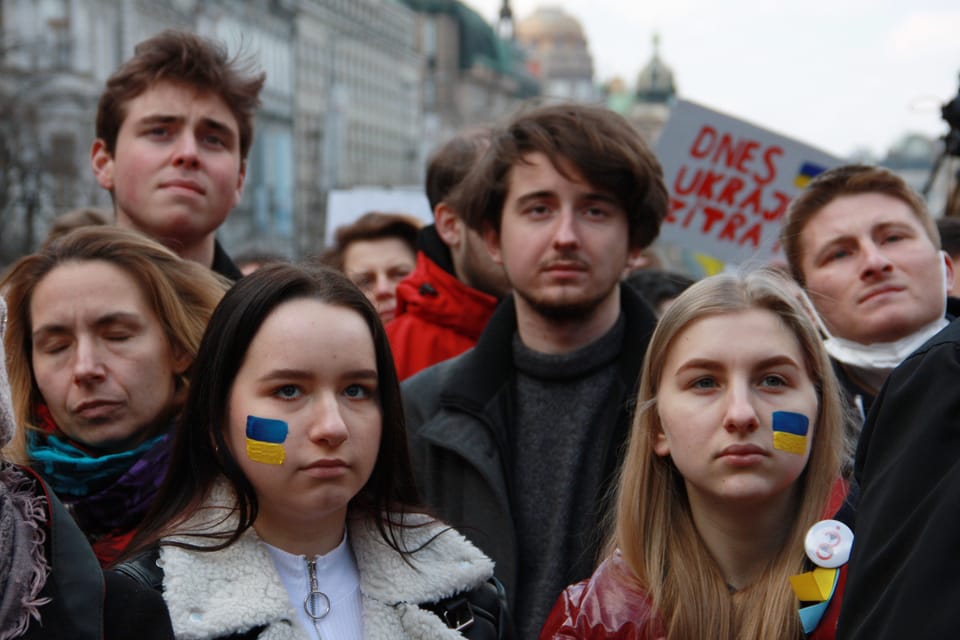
[608,268,848,639]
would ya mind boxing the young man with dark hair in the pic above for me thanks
[386,128,510,380]
[403,102,667,637]
[90,29,265,279]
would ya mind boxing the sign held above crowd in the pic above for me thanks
[655,100,841,265]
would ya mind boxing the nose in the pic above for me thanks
[72,338,106,385]
[552,208,580,250]
[722,381,759,434]
[372,272,394,300]
[172,134,200,169]
[307,393,349,448]
[859,241,893,280]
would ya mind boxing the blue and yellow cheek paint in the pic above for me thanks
[772,411,809,455]
[245,416,288,465]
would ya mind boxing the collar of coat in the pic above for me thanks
[438,282,658,411]
[160,482,494,639]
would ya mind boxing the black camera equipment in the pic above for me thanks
[922,74,960,218]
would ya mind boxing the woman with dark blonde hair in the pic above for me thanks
[542,269,850,639]
[1,226,228,564]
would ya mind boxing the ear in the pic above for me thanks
[652,420,671,457]
[233,160,247,207]
[434,203,463,249]
[627,247,652,271]
[90,139,115,190]
[170,344,192,376]
[481,223,503,265]
[943,250,955,295]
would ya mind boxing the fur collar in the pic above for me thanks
[160,483,493,639]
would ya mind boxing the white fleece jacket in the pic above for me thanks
[158,484,494,639]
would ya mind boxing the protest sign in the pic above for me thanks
[655,100,841,265]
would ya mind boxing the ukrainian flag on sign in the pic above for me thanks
[794,162,826,189]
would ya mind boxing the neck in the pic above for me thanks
[113,211,216,268]
[514,287,621,354]
[687,488,797,591]
[171,234,216,269]
[253,506,347,557]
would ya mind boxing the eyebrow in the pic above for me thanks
[674,354,802,375]
[137,114,237,143]
[32,311,143,340]
[514,190,619,206]
[256,368,379,383]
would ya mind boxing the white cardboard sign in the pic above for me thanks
[654,99,841,265]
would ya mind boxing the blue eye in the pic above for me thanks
[691,377,716,389]
[343,384,372,399]
[274,385,302,400]
[760,374,787,388]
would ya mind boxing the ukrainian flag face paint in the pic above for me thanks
[245,415,288,465]
[772,411,809,455]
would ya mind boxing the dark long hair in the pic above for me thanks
[123,263,422,558]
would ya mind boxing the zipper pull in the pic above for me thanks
[304,559,331,620]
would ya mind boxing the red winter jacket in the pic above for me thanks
[386,251,498,381]
[541,553,845,639]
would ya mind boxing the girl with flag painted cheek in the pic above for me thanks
[541,269,850,640]
[118,263,502,640]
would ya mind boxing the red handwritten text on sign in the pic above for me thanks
[666,125,790,250]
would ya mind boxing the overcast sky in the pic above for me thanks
[468,0,960,159]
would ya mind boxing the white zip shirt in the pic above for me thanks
[264,532,362,640]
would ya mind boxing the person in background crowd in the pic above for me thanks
[116,264,510,639]
[623,268,695,318]
[40,207,110,250]
[0,297,174,640]
[0,227,228,565]
[90,29,265,280]
[387,128,511,380]
[936,216,960,295]
[780,164,957,421]
[318,211,421,324]
[542,269,848,639]
[404,102,666,638]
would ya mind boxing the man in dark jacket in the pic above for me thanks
[837,317,960,638]
[90,30,265,281]
[387,128,510,380]
[403,103,667,639]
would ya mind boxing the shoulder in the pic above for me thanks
[351,512,494,604]
[103,569,174,640]
[402,353,467,426]
[540,555,662,639]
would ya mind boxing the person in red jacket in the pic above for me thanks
[542,269,850,639]
[387,129,510,380]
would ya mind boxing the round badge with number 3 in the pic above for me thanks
[804,519,854,569]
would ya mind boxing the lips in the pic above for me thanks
[716,443,768,459]
[543,260,587,272]
[73,399,123,420]
[160,178,206,195]
[302,458,349,478]
[858,284,903,304]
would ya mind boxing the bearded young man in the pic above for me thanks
[403,103,667,639]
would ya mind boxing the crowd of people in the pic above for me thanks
[1,27,958,640]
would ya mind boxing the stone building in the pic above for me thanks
[400,0,538,162]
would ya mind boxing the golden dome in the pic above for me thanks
[516,6,587,44]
